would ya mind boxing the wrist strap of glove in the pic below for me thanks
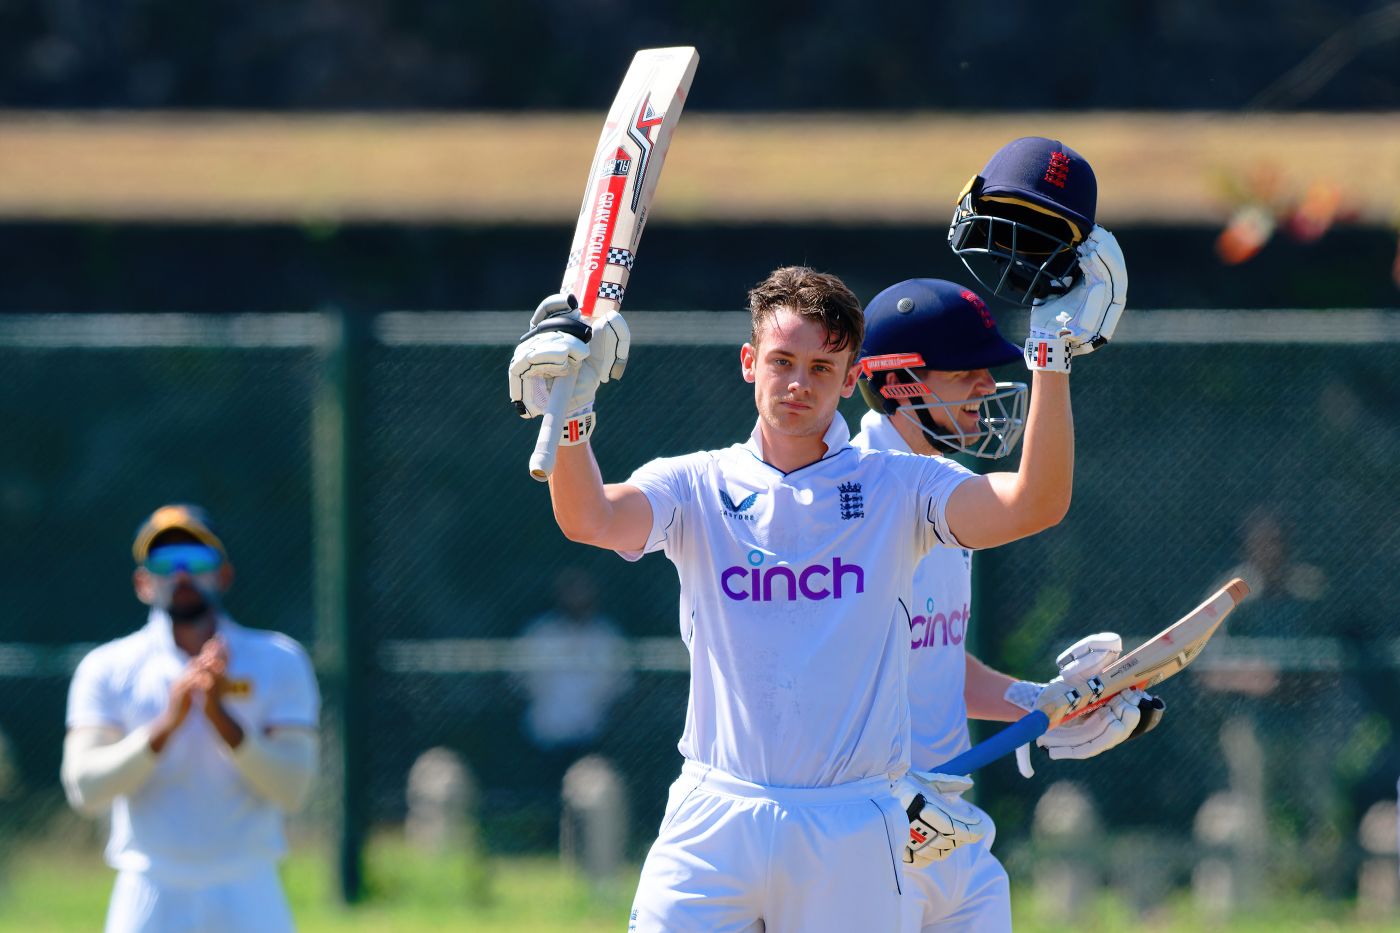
[521,311,592,345]
[559,405,596,447]
[1004,680,1044,713]
[1024,334,1072,373]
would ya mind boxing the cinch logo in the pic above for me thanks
[910,598,968,650]
[1044,151,1070,189]
[720,488,760,521]
[721,550,865,602]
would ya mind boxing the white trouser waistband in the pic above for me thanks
[680,760,895,807]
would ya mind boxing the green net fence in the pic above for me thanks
[2,309,1398,908]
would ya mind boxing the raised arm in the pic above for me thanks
[945,370,1071,549]
[510,297,651,552]
[549,444,653,552]
[945,226,1125,550]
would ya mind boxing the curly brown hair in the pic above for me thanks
[747,266,864,362]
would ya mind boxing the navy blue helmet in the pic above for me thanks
[948,136,1097,306]
[857,278,1027,459]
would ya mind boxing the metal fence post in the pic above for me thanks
[312,307,369,903]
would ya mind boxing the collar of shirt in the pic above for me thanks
[742,413,852,465]
[857,409,912,454]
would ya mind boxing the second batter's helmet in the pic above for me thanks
[858,279,1027,459]
[948,136,1097,306]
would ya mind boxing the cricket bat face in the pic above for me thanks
[1039,577,1251,726]
[561,47,699,320]
[527,46,698,482]
[932,577,1249,777]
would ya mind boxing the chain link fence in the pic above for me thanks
[2,309,1398,908]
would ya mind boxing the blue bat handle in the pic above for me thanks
[934,710,1051,776]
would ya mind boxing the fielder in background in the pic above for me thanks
[61,504,319,933]
[509,257,1078,931]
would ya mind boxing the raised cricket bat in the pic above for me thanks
[528,46,700,481]
[935,577,1251,776]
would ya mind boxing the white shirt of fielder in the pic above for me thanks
[622,413,974,788]
[855,409,1012,933]
[65,611,319,886]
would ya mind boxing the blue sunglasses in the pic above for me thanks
[145,544,223,576]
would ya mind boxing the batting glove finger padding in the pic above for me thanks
[510,293,592,418]
[510,296,631,431]
[1036,689,1143,761]
[897,771,985,866]
[528,292,579,327]
[1023,225,1128,372]
[1078,225,1127,352]
[591,309,631,384]
[1009,632,1129,778]
[1129,692,1167,740]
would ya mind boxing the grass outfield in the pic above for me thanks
[4,836,1400,932]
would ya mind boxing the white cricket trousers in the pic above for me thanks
[901,806,1009,933]
[629,760,907,933]
[104,862,295,933]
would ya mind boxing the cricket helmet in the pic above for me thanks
[857,278,1027,459]
[948,136,1097,306]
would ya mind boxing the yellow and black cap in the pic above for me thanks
[132,504,227,563]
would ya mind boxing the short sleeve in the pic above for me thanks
[916,456,977,553]
[615,454,697,562]
[66,650,121,730]
[262,636,321,730]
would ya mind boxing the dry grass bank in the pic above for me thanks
[2,111,1395,225]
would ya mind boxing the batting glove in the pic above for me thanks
[896,771,985,866]
[1033,685,1165,770]
[1024,226,1127,373]
[1006,631,1162,777]
[509,294,631,442]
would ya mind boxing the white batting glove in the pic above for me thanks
[896,771,985,866]
[1035,686,1153,762]
[1024,226,1128,373]
[508,294,631,429]
[1006,632,1165,777]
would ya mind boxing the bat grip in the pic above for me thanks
[528,369,579,481]
[933,710,1050,776]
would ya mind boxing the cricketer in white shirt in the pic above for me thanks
[855,408,1014,932]
[64,611,319,933]
[620,412,974,930]
[510,267,1076,933]
[622,413,972,788]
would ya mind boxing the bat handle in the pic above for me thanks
[528,369,579,481]
[933,710,1050,776]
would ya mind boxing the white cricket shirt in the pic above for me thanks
[852,410,975,771]
[621,414,973,788]
[65,612,319,884]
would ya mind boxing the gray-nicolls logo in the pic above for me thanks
[838,482,864,520]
